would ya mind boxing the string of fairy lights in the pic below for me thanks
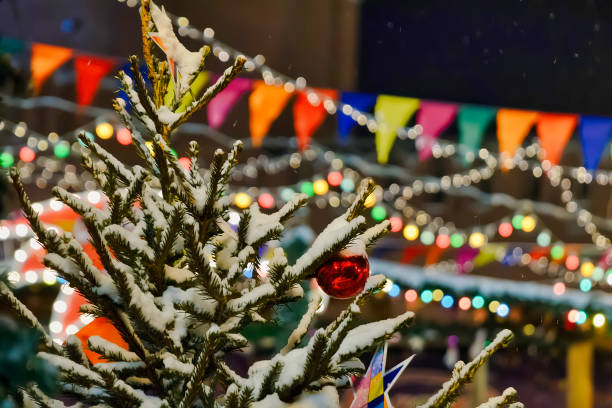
[3,192,609,343]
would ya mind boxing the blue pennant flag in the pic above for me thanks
[117,62,150,113]
[579,116,612,171]
[338,92,378,144]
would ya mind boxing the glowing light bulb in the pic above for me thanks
[258,193,275,209]
[403,224,419,241]
[458,296,471,310]
[521,216,536,232]
[498,222,513,238]
[488,300,500,313]
[450,233,464,248]
[553,282,566,296]
[327,171,343,186]
[371,206,386,222]
[593,313,606,328]
[389,217,403,233]
[19,147,35,162]
[550,245,564,260]
[580,261,594,277]
[435,234,450,249]
[312,179,329,195]
[420,290,433,303]
[95,122,114,140]
[565,255,579,270]
[469,232,486,248]
[404,289,418,302]
[116,128,132,145]
[432,289,444,302]
[472,295,485,309]
[537,231,551,247]
[234,193,251,209]
[300,182,314,197]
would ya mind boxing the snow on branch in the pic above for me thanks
[475,387,522,408]
[417,329,514,408]
[280,291,322,355]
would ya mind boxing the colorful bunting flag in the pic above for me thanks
[294,89,337,150]
[496,109,538,160]
[536,114,578,165]
[350,342,414,408]
[338,92,378,144]
[457,105,496,162]
[456,246,479,274]
[30,43,73,94]
[374,95,419,163]
[249,81,292,147]
[425,244,445,266]
[75,317,129,364]
[579,116,612,170]
[416,101,458,161]
[0,37,25,54]
[74,56,115,107]
[207,77,250,128]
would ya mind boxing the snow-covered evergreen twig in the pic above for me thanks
[417,329,514,408]
[475,387,523,408]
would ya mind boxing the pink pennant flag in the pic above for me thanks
[416,101,458,161]
[207,77,252,128]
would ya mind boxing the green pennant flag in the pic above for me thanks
[374,95,419,163]
[457,105,496,163]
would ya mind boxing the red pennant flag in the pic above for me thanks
[75,56,116,106]
[536,114,577,165]
[293,89,337,151]
[401,246,426,264]
[31,43,73,94]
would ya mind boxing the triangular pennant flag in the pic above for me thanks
[75,56,115,106]
[294,89,338,151]
[117,61,149,112]
[0,37,25,54]
[496,109,538,158]
[416,101,458,161]
[457,105,496,163]
[338,92,378,144]
[536,113,578,165]
[579,116,612,170]
[207,77,250,128]
[249,81,292,147]
[425,244,445,266]
[75,317,129,364]
[374,95,420,163]
[31,43,73,94]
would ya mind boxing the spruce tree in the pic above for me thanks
[0,2,520,406]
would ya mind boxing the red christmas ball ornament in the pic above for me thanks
[316,255,370,298]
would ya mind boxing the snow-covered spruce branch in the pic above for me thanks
[475,387,523,408]
[417,329,515,408]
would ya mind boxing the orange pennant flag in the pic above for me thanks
[249,81,292,147]
[536,113,577,165]
[294,89,337,150]
[30,43,73,94]
[425,245,445,266]
[75,317,129,364]
[496,109,538,159]
[75,56,116,106]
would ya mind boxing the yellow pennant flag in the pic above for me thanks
[374,95,419,163]
[31,43,73,94]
